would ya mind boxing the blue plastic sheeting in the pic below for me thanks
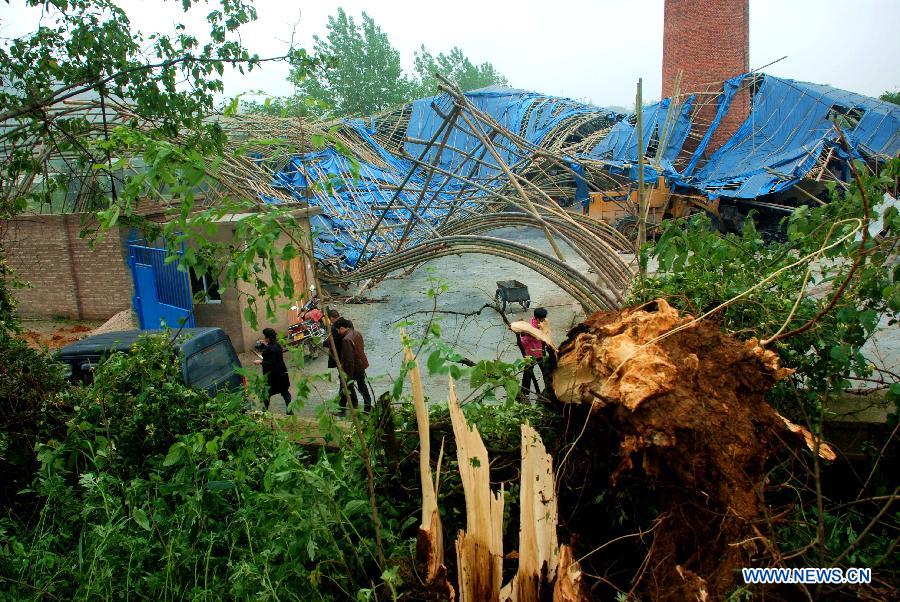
[590,74,900,199]
[272,87,621,270]
[568,161,590,211]
[405,87,619,180]
[681,74,747,177]
[587,95,696,181]
[273,120,486,269]
[690,76,900,198]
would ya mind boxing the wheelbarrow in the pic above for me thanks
[495,280,531,313]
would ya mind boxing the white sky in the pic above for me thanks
[2,0,899,108]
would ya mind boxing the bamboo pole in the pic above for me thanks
[636,78,647,254]
[456,109,566,261]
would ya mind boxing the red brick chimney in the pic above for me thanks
[662,0,750,154]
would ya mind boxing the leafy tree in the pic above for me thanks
[289,8,415,119]
[245,9,509,118]
[0,0,323,325]
[880,90,900,105]
[412,45,507,97]
[631,158,900,422]
[0,0,298,216]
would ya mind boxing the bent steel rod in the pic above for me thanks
[320,235,619,311]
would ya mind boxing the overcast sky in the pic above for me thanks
[3,0,899,108]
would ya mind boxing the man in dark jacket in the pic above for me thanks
[334,317,372,414]
[254,327,292,412]
[323,308,342,369]
[323,308,344,403]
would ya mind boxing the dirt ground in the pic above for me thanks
[18,318,103,350]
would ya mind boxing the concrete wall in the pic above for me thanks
[192,211,318,353]
[662,0,750,154]
[1,214,132,320]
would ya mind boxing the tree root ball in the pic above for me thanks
[552,299,799,600]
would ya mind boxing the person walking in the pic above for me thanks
[323,308,342,368]
[323,308,344,400]
[334,317,372,414]
[519,307,552,398]
[254,327,292,412]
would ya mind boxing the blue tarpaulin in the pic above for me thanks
[267,76,899,271]
[272,87,620,270]
[688,76,900,198]
[588,74,900,199]
[405,87,618,180]
[588,95,695,181]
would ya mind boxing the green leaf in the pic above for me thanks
[343,499,369,517]
[401,515,418,531]
[858,309,879,334]
[132,508,151,531]
[391,374,405,399]
[206,480,235,491]
[426,350,444,375]
[107,205,120,228]
[243,306,258,330]
[829,345,849,363]
[163,442,185,467]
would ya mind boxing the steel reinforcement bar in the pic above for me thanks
[319,234,623,312]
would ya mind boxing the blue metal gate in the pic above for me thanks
[126,238,194,329]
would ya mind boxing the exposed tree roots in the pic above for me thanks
[552,299,831,600]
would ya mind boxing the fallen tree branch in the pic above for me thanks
[832,487,899,567]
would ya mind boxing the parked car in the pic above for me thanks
[57,328,244,394]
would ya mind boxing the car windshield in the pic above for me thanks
[185,342,237,390]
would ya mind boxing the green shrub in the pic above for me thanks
[0,331,68,513]
[0,334,390,600]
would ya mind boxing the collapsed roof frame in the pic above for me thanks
[268,75,636,311]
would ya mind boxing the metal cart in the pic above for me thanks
[495,280,531,313]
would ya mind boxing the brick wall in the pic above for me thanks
[662,0,750,153]
[1,214,133,320]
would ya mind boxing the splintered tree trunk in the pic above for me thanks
[449,378,505,602]
[402,332,453,598]
[501,423,557,601]
[500,424,588,602]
